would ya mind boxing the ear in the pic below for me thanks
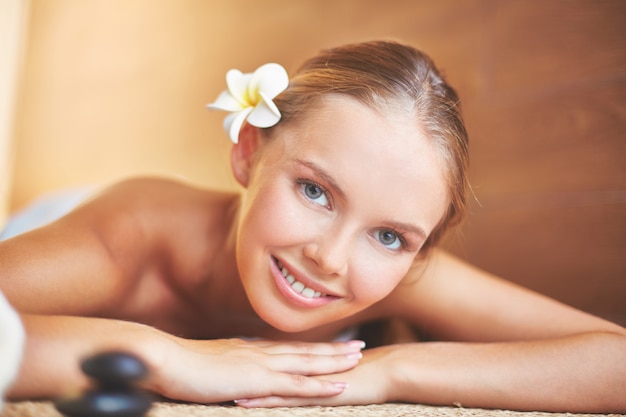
[231,123,261,187]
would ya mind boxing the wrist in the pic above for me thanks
[113,322,173,397]
[384,344,413,402]
[384,342,441,404]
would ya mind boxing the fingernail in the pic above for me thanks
[347,340,366,349]
[346,351,363,360]
[333,381,349,390]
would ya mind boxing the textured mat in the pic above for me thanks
[2,401,624,417]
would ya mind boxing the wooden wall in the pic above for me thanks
[9,0,626,324]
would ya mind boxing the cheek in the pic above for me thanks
[349,251,412,305]
[239,180,310,248]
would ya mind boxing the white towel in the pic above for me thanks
[0,291,25,410]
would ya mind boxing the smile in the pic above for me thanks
[274,257,325,299]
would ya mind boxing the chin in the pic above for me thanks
[252,302,324,333]
[271,320,318,333]
[264,312,320,333]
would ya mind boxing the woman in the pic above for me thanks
[2,40,625,412]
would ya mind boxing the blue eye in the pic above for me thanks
[299,180,330,208]
[373,229,403,250]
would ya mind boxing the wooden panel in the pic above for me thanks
[485,0,626,95]
[464,81,626,195]
[317,0,487,98]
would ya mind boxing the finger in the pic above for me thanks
[265,351,362,375]
[234,396,312,408]
[235,393,342,408]
[251,339,366,355]
[238,373,348,401]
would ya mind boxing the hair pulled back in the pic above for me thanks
[272,40,470,251]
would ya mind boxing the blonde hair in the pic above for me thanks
[271,40,470,251]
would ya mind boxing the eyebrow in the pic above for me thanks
[294,158,428,241]
[295,158,347,201]
[384,220,428,242]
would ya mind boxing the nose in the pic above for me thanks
[303,229,350,277]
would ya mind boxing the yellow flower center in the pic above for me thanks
[244,87,260,107]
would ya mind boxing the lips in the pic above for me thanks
[270,256,338,308]
[275,257,325,298]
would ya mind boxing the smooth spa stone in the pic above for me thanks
[54,390,153,417]
[81,351,148,388]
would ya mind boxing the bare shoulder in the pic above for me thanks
[81,177,237,246]
[378,249,626,342]
[0,177,238,316]
[79,176,239,278]
[91,176,232,214]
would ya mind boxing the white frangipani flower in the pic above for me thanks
[207,63,289,143]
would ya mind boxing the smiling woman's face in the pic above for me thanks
[234,95,449,332]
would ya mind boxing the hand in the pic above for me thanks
[234,344,398,407]
[148,337,366,404]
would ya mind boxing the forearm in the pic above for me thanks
[389,332,626,413]
[9,314,364,404]
[7,314,167,400]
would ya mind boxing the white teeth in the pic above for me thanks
[292,281,305,293]
[275,258,324,298]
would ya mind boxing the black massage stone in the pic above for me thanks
[81,351,148,388]
[54,351,153,417]
[54,390,152,417]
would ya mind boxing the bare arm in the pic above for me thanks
[386,251,626,412]
[384,332,626,412]
[10,314,364,402]
[9,315,162,398]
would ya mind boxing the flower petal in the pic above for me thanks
[223,108,253,144]
[206,90,244,112]
[247,91,281,128]
[249,63,289,101]
[227,69,253,106]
